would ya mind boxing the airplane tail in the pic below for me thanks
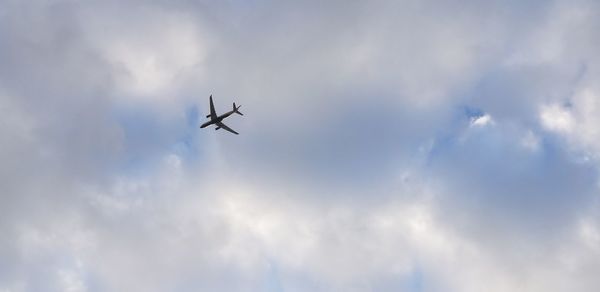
[233,103,243,116]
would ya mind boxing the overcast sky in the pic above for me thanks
[1,0,600,291]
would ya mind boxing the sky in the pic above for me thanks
[1,0,600,291]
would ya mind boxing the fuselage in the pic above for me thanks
[200,110,235,128]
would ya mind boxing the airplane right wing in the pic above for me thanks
[209,95,217,119]
[216,122,239,135]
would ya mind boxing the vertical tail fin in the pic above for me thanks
[233,102,243,116]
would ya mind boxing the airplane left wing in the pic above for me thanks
[216,122,239,135]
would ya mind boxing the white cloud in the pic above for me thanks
[470,114,494,127]
[81,4,209,102]
[2,0,600,291]
[540,103,575,133]
[57,269,86,292]
[541,87,600,160]
[521,130,541,152]
[579,219,600,252]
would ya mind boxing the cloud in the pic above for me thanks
[541,87,600,161]
[80,3,208,99]
[1,0,600,291]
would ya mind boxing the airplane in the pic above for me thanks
[200,95,243,135]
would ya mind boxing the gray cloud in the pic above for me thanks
[1,0,600,291]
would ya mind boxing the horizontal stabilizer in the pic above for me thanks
[233,102,243,116]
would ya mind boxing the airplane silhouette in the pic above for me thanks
[200,95,243,135]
